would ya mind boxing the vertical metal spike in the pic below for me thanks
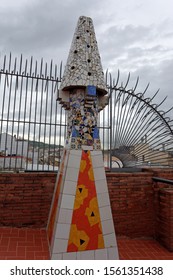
[40,58,43,78]
[54,64,57,80]
[114,69,120,88]
[0,71,8,148]
[9,52,12,72]
[3,55,6,72]
[45,62,47,78]
[24,58,28,75]
[9,72,18,169]
[35,77,39,91]
[45,79,48,92]
[19,54,23,75]
[42,76,49,170]
[13,57,17,74]
[37,75,44,170]
[25,75,34,170]
[59,61,62,80]
[54,64,58,93]
[34,60,38,77]
[105,69,108,87]
[4,73,13,168]
[29,56,33,76]
[112,78,115,87]
[50,59,53,78]
[6,74,9,87]
[109,73,112,90]
[16,73,19,90]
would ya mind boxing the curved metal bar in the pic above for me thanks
[114,86,173,135]
[123,72,131,90]
[116,69,120,87]
[133,76,139,92]
[165,106,173,114]
[109,71,173,168]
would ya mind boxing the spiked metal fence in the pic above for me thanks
[0,54,65,171]
[104,71,173,168]
[0,54,173,171]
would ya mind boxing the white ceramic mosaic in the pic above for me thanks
[58,16,108,110]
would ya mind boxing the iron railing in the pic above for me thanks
[106,71,173,168]
[153,177,173,185]
[0,54,173,171]
[0,54,65,171]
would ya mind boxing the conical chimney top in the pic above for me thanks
[59,16,107,96]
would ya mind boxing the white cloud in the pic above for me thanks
[0,0,172,113]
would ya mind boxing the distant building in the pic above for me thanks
[0,133,30,169]
[131,143,173,166]
[0,133,59,170]
[0,133,16,156]
[0,133,29,157]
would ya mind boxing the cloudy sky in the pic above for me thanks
[0,0,173,115]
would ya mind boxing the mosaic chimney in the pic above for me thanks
[47,16,119,260]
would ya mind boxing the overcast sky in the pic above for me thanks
[0,0,173,116]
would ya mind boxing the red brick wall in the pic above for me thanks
[0,169,173,243]
[107,172,155,238]
[149,169,173,250]
[155,188,173,251]
[0,173,55,228]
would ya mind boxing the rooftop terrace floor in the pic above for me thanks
[0,227,173,260]
[117,238,173,260]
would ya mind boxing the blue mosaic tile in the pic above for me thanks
[87,85,96,96]
[93,127,99,138]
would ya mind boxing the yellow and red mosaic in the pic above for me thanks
[67,150,105,252]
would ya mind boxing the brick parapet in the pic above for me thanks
[107,172,155,238]
[147,168,173,251]
[0,169,173,246]
[155,188,173,251]
[0,173,55,228]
